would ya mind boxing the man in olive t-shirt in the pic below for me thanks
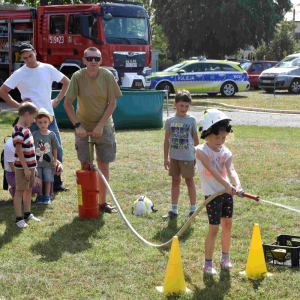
[64,47,122,214]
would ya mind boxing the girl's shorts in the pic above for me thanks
[205,193,233,225]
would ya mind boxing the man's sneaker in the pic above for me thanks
[26,214,41,222]
[203,265,218,275]
[43,196,51,205]
[220,259,233,270]
[36,195,44,204]
[162,211,178,220]
[15,219,28,228]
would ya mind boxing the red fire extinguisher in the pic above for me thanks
[76,134,99,219]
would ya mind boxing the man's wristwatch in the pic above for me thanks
[55,98,61,104]
[74,122,81,129]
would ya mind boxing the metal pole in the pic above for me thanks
[164,90,169,117]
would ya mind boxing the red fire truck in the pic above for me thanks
[0,1,152,88]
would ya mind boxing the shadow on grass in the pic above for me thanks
[30,214,105,262]
[152,216,194,252]
[0,199,47,250]
[190,269,231,299]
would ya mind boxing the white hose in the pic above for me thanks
[94,164,225,248]
[94,165,300,247]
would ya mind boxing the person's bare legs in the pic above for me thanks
[185,177,196,205]
[221,217,232,253]
[97,161,117,213]
[205,224,220,260]
[14,190,24,218]
[171,176,181,205]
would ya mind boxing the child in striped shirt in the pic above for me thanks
[12,101,40,228]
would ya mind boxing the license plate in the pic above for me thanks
[125,60,137,67]
[263,80,272,83]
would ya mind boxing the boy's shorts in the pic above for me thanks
[37,167,54,182]
[75,127,116,163]
[205,193,233,225]
[15,168,35,191]
[169,158,195,178]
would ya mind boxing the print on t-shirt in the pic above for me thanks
[170,122,191,150]
[35,139,51,163]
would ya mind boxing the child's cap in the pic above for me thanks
[36,108,53,123]
[199,109,232,139]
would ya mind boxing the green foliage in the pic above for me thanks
[254,20,300,61]
[152,0,292,60]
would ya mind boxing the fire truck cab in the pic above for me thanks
[0,1,152,89]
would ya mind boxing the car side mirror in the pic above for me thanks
[251,68,256,72]
[177,69,186,74]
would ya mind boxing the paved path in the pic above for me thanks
[164,108,300,128]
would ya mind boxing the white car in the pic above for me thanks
[258,53,300,93]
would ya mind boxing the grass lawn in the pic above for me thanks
[1,93,300,299]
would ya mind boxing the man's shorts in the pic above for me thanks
[37,167,54,182]
[15,168,35,191]
[75,127,116,163]
[169,158,195,178]
[205,193,233,225]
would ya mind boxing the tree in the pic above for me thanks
[254,20,300,61]
[152,0,292,60]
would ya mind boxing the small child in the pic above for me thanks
[163,90,199,219]
[195,109,242,275]
[12,101,40,228]
[4,117,42,199]
[33,108,59,205]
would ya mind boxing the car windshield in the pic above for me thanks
[275,56,300,68]
[163,62,188,72]
[240,62,252,71]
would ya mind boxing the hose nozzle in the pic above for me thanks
[237,190,260,202]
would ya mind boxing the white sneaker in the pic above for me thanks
[220,259,233,270]
[203,265,218,275]
[15,219,28,228]
[26,214,41,222]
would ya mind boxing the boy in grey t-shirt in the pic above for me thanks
[163,90,199,219]
[33,108,59,205]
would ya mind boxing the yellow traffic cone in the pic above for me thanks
[240,224,272,279]
[156,236,191,294]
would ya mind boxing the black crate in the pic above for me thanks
[263,235,300,268]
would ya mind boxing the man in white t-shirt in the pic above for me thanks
[0,43,70,192]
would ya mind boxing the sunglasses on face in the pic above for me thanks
[84,56,101,62]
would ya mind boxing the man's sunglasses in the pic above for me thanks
[84,56,101,62]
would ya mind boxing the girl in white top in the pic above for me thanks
[195,109,242,275]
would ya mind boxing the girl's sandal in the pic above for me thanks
[99,202,117,214]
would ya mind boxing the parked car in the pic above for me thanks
[258,53,300,93]
[150,57,250,97]
[240,61,278,89]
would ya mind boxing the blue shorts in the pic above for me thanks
[37,167,54,183]
[205,193,233,225]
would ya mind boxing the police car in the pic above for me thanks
[150,57,250,97]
